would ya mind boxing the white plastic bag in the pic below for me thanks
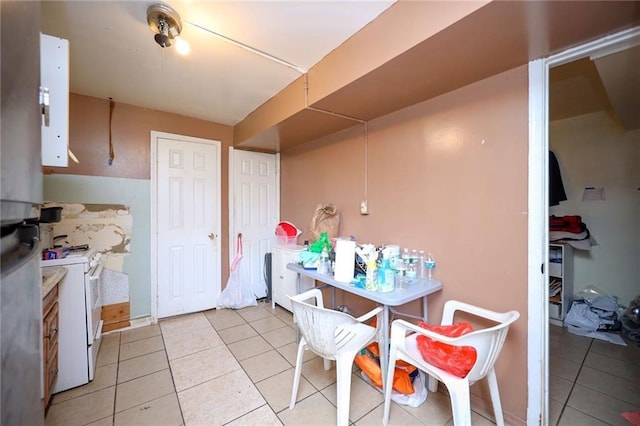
[359,369,428,408]
[389,370,428,407]
[217,234,257,309]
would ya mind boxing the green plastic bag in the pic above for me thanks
[309,232,332,253]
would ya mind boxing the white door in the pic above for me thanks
[155,133,221,318]
[230,148,279,298]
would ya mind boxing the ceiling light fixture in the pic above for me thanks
[147,4,189,54]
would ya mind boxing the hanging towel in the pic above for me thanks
[549,151,567,206]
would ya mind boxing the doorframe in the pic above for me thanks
[527,27,640,425]
[227,147,281,266]
[150,130,222,321]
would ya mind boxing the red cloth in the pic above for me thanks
[550,215,583,233]
[621,412,640,426]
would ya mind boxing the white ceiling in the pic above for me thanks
[41,1,395,126]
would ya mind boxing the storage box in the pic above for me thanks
[42,247,69,260]
[549,302,561,319]
[548,262,562,277]
[276,236,297,245]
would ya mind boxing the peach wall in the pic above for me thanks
[45,94,233,179]
[280,66,529,422]
[45,93,234,286]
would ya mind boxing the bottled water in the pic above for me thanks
[377,256,394,292]
[418,250,425,278]
[425,253,436,280]
[406,257,417,280]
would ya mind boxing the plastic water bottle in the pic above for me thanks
[401,248,410,264]
[377,256,394,292]
[318,247,330,274]
[425,253,436,280]
[406,257,417,280]
[418,250,425,278]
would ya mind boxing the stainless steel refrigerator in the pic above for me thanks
[1,1,45,425]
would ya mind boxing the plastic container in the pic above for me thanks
[365,258,377,291]
[406,257,417,280]
[377,257,394,293]
[275,221,301,245]
[317,248,330,274]
[276,236,297,245]
[425,253,436,280]
[394,262,406,291]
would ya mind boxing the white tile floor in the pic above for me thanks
[548,324,640,426]
[44,301,640,425]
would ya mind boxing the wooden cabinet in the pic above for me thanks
[549,243,574,326]
[271,245,314,312]
[42,283,59,410]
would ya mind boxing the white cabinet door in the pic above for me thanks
[271,245,314,312]
[40,33,69,167]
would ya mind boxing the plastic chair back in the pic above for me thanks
[383,299,520,426]
[439,302,519,385]
[290,289,359,360]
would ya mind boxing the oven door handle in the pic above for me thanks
[90,264,104,280]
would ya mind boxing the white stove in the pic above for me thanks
[41,246,99,268]
[41,246,104,393]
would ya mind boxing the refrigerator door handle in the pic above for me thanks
[40,86,50,127]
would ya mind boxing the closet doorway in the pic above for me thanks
[530,27,640,425]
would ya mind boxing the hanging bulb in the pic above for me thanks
[175,36,190,55]
[154,20,171,47]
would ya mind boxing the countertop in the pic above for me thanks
[42,266,67,298]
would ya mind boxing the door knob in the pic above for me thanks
[208,233,217,240]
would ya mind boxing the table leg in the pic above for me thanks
[380,304,389,390]
[422,296,428,321]
[295,272,300,343]
[332,286,336,309]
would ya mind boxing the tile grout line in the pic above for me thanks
[109,333,121,425]
[555,337,595,426]
[214,304,304,423]
[158,320,194,426]
[215,308,287,422]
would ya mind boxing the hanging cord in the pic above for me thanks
[185,21,307,74]
[108,98,115,165]
[363,122,368,202]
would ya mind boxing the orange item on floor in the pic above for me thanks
[355,343,417,395]
[621,411,640,426]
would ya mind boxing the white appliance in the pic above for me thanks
[271,245,314,312]
[41,247,103,392]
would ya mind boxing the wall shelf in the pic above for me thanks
[549,243,574,326]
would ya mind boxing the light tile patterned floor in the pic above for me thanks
[549,324,640,426]
[44,301,640,425]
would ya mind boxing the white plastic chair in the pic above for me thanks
[288,288,383,426]
[382,300,519,426]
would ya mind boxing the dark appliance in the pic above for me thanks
[1,2,45,425]
[264,252,272,302]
